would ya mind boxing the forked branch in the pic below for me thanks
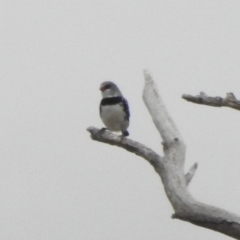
[87,72,240,239]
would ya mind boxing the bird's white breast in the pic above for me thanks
[100,104,128,132]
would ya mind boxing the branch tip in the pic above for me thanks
[185,162,198,185]
[199,91,206,97]
[226,92,236,101]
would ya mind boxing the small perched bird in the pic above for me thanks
[99,81,130,136]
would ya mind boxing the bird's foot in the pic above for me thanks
[121,130,129,137]
[120,130,129,141]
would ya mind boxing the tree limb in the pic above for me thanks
[87,126,162,169]
[87,72,240,239]
[182,92,240,110]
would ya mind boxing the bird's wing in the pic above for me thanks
[121,97,130,121]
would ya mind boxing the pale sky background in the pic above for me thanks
[0,1,240,239]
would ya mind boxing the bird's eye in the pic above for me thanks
[104,84,111,89]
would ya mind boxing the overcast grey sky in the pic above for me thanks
[0,1,240,239]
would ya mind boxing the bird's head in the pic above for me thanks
[100,81,122,98]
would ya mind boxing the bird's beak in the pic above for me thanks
[99,86,104,91]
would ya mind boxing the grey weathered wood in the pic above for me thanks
[87,72,240,239]
[182,92,240,110]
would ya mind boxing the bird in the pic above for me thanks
[99,81,130,136]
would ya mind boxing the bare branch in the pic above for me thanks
[87,127,240,239]
[143,70,183,143]
[87,72,240,239]
[182,92,240,110]
[185,163,198,185]
[142,70,186,167]
[87,127,162,169]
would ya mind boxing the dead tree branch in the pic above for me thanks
[87,72,240,239]
[182,92,240,110]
